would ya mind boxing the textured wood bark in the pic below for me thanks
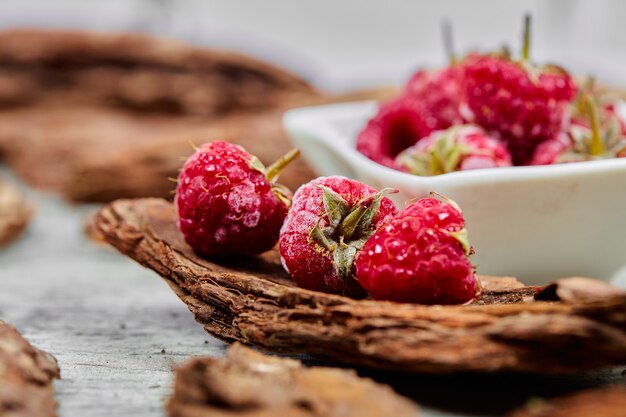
[0,321,60,417]
[0,179,32,248]
[0,30,399,202]
[167,343,419,417]
[94,198,626,374]
[0,30,378,202]
[0,29,314,115]
[509,386,626,417]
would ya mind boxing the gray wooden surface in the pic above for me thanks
[0,169,624,417]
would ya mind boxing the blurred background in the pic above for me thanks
[0,0,625,90]
[0,2,625,417]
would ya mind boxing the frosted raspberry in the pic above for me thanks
[176,141,297,257]
[279,176,398,297]
[396,125,512,175]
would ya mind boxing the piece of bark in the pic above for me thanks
[509,386,626,417]
[167,343,419,417]
[0,29,314,116]
[94,198,626,374]
[0,321,60,417]
[0,180,33,248]
[535,277,625,304]
[0,29,315,201]
[0,29,398,203]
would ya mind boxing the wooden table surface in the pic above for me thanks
[0,169,624,417]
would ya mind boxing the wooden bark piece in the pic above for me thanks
[0,30,398,202]
[0,29,316,202]
[167,343,419,417]
[0,29,314,115]
[509,386,626,417]
[94,198,626,374]
[0,321,60,417]
[0,180,32,248]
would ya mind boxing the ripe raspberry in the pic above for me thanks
[356,96,436,168]
[405,66,465,128]
[461,53,577,164]
[355,194,479,305]
[176,141,298,257]
[396,125,512,175]
[279,176,398,297]
[531,96,626,165]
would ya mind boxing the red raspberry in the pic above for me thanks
[529,132,571,165]
[356,96,440,169]
[279,176,398,297]
[461,53,577,164]
[405,66,465,128]
[355,194,479,305]
[396,125,512,175]
[176,141,298,257]
[531,98,626,165]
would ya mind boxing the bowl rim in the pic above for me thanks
[284,100,626,187]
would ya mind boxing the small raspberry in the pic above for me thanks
[396,125,512,175]
[355,194,479,305]
[405,66,465,128]
[356,95,448,168]
[176,141,298,257]
[279,176,398,297]
[531,96,626,165]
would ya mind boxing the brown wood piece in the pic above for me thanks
[94,198,626,374]
[0,180,33,248]
[0,321,60,417]
[167,343,419,417]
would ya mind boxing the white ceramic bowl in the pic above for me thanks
[283,101,626,286]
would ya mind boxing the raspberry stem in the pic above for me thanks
[441,18,457,65]
[522,14,531,61]
[265,149,300,183]
[585,95,605,156]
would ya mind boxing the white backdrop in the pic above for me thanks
[0,0,624,90]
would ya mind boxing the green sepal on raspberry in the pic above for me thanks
[309,186,396,285]
[396,125,512,175]
[279,176,399,297]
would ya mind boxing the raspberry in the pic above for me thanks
[279,176,398,297]
[396,125,512,175]
[461,53,577,164]
[175,141,298,257]
[529,132,572,165]
[356,96,435,168]
[405,66,465,128]
[531,96,626,164]
[355,194,479,305]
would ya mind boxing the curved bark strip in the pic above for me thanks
[95,198,626,374]
[0,321,60,417]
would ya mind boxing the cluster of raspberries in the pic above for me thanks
[358,30,626,173]
[175,141,479,305]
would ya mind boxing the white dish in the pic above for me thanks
[283,101,626,286]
